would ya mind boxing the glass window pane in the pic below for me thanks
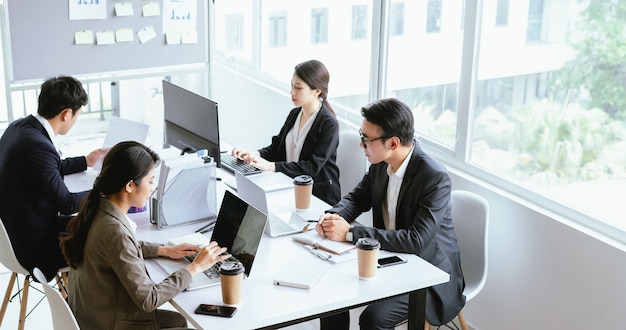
[352,5,368,40]
[385,1,463,147]
[311,8,329,44]
[213,0,254,62]
[471,0,626,231]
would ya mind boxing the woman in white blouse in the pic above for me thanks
[232,59,341,205]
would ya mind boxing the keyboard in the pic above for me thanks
[220,154,262,175]
[184,254,226,279]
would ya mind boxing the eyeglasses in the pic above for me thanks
[359,129,390,149]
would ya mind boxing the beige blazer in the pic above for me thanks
[68,198,192,330]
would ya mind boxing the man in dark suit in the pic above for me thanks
[316,98,466,329]
[0,76,107,281]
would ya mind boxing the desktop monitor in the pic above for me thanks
[162,80,222,167]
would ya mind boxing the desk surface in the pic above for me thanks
[67,166,450,330]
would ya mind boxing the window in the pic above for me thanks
[526,0,544,42]
[269,11,287,47]
[352,5,368,39]
[426,0,442,33]
[225,14,244,50]
[389,3,405,37]
[211,0,626,242]
[386,1,463,147]
[495,0,509,26]
[311,8,329,44]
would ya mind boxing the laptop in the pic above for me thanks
[224,171,294,193]
[235,171,312,237]
[154,190,267,290]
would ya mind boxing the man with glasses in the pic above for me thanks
[316,98,465,330]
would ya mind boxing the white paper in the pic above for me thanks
[137,26,157,44]
[95,30,115,45]
[115,2,134,17]
[143,2,161,17]
[69,0,107,20]
[115,28,134,42]
[162,0,197,33]
[74,30,94,45]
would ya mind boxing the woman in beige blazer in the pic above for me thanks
[60,141,230,330]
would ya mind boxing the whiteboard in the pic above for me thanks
[3,0,208,82]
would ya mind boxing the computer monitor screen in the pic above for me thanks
[162,80,222,167]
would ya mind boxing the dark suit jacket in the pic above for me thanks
[258,105,341,205]
[69,198,192,330]
[327,141,465,325]
[0,115,88,280]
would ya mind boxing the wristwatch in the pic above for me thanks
[345,225,354,242]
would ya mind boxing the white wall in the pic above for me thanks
[213,62,626,329]
[449,168,626,329]
[211,62,292,151]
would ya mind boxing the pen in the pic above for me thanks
[307,220,318,223]
[305,245,331,261]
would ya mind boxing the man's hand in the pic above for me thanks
[85,148,109,167]
[316,213,351,242]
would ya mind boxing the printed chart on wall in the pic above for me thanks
[3,0,208,82]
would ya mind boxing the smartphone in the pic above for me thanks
[377,255,408,268]
[194,304,237,318]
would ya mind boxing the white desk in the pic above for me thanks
[67,167,450,330]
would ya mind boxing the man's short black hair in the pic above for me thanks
[361,98,415,146]
[37,76,88,119]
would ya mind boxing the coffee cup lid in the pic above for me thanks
[356,238,380,250]
[220,261,244,275]
[293,175,314,186]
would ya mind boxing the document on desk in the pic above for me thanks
[273,258,328,290]
[292,230,357,255]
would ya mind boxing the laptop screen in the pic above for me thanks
[210,190,266,276]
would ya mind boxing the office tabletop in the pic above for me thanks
[66,167,450,330]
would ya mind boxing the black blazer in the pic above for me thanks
[258,105,341,205]
[0,115,88,280]
[327,141,466,324]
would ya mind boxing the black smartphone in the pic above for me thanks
[377,255,408,268]
[194,304,237,318]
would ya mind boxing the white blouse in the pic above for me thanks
[285,108,320,162]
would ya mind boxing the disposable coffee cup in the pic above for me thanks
[356,238,380,280]
[220,261,244,306]
[293,175,314,212]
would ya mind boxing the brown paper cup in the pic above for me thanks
[220,262,244,306]
[293,175,314,212]
[356,238,380,280]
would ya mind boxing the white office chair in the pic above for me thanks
[0,219,69,330]
[336,129,367,196]
[32,267,80,330]
[396,190,489,330]
[450,190,489,330]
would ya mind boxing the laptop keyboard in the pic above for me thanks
[221,154,262,175]
[184,253,237,279]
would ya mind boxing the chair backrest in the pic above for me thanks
[32,268,80,330]
[336,130,367,196]
[451,190,489,302]
[0,218,29,275]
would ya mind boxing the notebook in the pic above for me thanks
[235,171,312,237]
[154,190,267,290]
[273,258,328,290]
